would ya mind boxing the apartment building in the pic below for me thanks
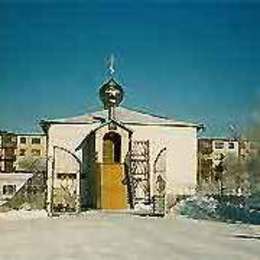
[0,131,17,173]
[0,132,46,203]
[16,133,46,172]
[197,138,239,191]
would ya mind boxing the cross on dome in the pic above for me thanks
[107,54,115,77]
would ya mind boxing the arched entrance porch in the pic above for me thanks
[77,120,132,210]
[101,131,127,209]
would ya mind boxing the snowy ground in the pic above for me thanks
[0,211,259,260]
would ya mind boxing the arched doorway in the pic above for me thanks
[101,131,127,209]
[103,132,121,163]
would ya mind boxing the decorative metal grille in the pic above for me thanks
[153,147,167,196]
[152,147,167,216]
[129,140,150,205]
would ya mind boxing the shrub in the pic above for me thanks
[176,195,219,220]
[176,195,260,224]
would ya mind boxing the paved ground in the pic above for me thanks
[0,211,259,260]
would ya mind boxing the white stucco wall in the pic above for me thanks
[46,123,99,210]
[46,122,198,209]
[47,123,99,172]
[130,125,197,195]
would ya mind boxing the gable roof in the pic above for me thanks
[76,119,132,151]
[42,106,202,128]
[90,119,133,134]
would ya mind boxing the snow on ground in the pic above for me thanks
[0,211,259,260]
[0,209,47,221]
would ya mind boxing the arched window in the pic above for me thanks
[103,132,121,163]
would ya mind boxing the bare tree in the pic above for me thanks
[16,156,47,173]
[222,154,250,195]
[245,117,260,199]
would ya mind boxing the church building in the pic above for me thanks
[40,66,202,215]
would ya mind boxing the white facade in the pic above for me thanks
[129,124,198,195]
[43,106,200,212]
[212,139,239,157]
[211,139,239,167]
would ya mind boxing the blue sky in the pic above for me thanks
[0,1,260,136]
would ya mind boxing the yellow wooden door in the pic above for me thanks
[101,164,127,209]
[103,139,114,163]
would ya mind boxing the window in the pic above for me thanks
[20,137,27,144]
[215,141,224,149]
[228,142,235,149]
[5,147,15,157]
[3,185,16,195]
[32,138,41,144]
[4,161,14,172]
[3,134,17,145]
[19,149,26,156]
[57,173,76,179]
[31,149,41,156]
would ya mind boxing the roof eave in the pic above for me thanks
[40,120,203,129]
[123,121,203,128]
